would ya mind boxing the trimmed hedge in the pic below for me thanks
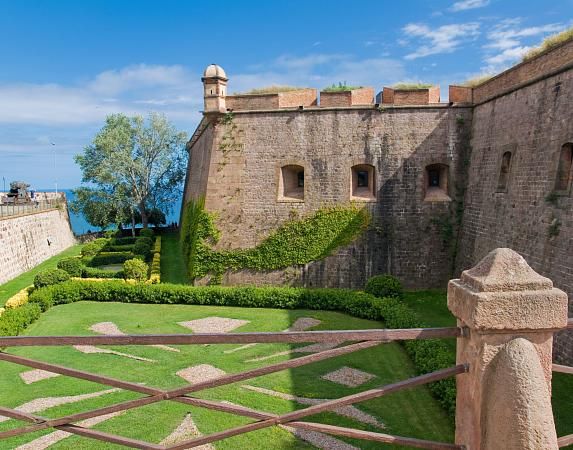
[0,303,42,336]
[139,228,154,239]
[110,237,137,245]
[104,244,135,252]
[82,267,125,279]
[365,274,403,299]
[57,257,84,277]
[33,269,71,288]
[81,238,110,257]
[87,252,136,267]
[133,237,154,260]
[24,280,456,415]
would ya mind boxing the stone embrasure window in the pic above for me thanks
[554,143,572,193]
[424,163,451,202]
[278,165,304,201]
[496,151,512,192]
[351,164,376,201]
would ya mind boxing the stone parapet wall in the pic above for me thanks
[319,88,374,107]
[449,86,473,103]
[472,38,573,104]
[0,203,76,284]
[226,89,317,111]
[382,87,440,105]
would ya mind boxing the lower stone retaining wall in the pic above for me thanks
[0,207,76,284]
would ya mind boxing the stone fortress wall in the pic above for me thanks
[0,192,76,284]
[184,38,573,361]
[455,38,573,364]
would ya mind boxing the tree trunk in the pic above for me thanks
[139,203,149,229]
[130,210,136,237]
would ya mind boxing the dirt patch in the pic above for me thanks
[321,366,376,387]
[73,345,155,362]
[0,388,120,423]
[15,411,124,450]
[90,322,180,353]
[178,317,249,333]
[245,342,339,363]
[176,364,226,385]
[19,369,60,385]
[160,413,214,449]
[281,425,359,450]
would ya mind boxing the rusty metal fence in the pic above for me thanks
[0,327,467,450]
[0,199,62,218]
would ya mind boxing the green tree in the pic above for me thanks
[75,113,188,230]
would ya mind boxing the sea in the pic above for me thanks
[54,189,182,235]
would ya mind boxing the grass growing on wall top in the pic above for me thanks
[522,26,573,61]
[236,85,309,95]
[181,199,370,281]
[0,244,82,306]
[322,82,363,92]
[392,82,434,89]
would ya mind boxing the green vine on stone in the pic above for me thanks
[181,199,370,282]
[217,112,243,172]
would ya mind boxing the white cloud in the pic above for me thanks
[482,18,566,72]
[402,22,480,59]
[450,0,490,12]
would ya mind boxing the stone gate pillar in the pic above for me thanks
[448,248,568,450]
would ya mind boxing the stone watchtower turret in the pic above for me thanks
[201,64,227,114]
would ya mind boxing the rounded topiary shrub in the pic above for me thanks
[133,237,153,259]
[123,258,149,282]
[139,228,154,238]
[81,238,109,257]
[57,257,84,277]
[34,269,71,288]
[365,274,403,298]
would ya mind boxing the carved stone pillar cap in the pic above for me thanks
[460,248,553,292]
[448,248,568,331]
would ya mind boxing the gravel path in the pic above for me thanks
[90,322,180,353]
[19,369,60,385]
[321,366,376,387]
[176,364,226,384]
[160,413,215,449]
[224,317,322,354]
[178,317,250,333]
[15,411,124,450]
[0,388,120,423]
[281,425,359,450]
[242,385,384,429]
[74,345,155,362]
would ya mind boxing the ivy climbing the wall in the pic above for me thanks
[181,198,370,281]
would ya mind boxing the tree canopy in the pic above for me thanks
[73,113,188,231]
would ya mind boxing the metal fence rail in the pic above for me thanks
[0,199,62,218]
[0,327,466,450]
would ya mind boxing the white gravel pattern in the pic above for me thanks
[19,369,60,385]
[0,388,120,423]
[224,317,322,354]
[73,345,155,362]
[15,411,124,450]
[89,322,180,353]
[160,413,215,449]
[178,317,250,333]
[242,385,384,429]
[176,364,226,384]
[321,366,376,387]
[281,425,359,450]
[245,342,339,363]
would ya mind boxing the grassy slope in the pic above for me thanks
[0,301,453,449]
[402,289,573,444]
[0,244,82,306]
[160,232,190,284]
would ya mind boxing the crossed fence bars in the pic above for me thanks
[0,327,467,450]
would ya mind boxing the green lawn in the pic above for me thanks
[0,244,82,306]
[403,289,573,445]
[160,232,190,284]
[0,301,454,449]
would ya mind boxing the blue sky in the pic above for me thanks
[0,0,571,189]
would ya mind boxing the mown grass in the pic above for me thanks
[160,232,190,284]
[0,301,454,449]
[0,244,82,306]
[403,289,573,445]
